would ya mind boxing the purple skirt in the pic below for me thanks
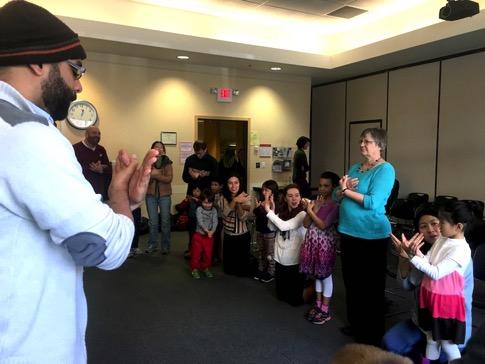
[299,224,338,279]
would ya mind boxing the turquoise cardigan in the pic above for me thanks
[338,161,395,239]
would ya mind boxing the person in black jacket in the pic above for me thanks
[182,140,218,195]
[292,136,311,198]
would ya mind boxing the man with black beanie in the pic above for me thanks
[0,1,158,363]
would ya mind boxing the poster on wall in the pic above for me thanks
[161,131,177,145]
[272,160,283,173]
[250,131,260,146]
[271,146,292,173]
[259,144,272,157]
[179,141,193,164]
[272,146,292,159]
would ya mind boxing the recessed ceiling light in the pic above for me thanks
[270,67,281,71]
[177,55,189,60]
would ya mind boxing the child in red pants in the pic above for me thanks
[190,189,218,279]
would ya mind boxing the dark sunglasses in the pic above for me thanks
[66,61,86,80]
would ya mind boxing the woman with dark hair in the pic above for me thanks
[395,201,473,362]
[221,173,251,276]
[292,136,311,198]
[145,141,173,254]
[264,183,307,306]
[337,127,395,345]
[383,203,474,363]
[219,147,245,187]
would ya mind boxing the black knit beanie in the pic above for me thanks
[0,0,86,66]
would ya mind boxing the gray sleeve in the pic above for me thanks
[62,232,107,267]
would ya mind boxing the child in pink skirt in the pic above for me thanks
[299,171,340,324]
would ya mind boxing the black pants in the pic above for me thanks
[340,233,388,346]
[293,177,311,199]
[275,262,305,306]
[223,232,251,277]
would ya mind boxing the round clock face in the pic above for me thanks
[66,100,98,130]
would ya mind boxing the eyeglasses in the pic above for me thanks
[359,139,376,145]
[66,61,86,80]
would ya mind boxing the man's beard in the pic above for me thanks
[41,64,76,121]
[87,136,100,146]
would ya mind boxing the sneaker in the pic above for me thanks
[253,270,263,281]
[203,269,214,278]
[304,305,321,321]
[191,269,200,279]
[260,273,274,283]
[145,246,157,254]
[311,310,331,325]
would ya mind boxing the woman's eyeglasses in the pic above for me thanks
[66,61,86,80]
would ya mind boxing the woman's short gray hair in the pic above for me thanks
[361,128,387,151]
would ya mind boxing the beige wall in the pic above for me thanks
[438,51,485,200]
[310,82,346,185]
[387,62,440,198]
[60,53,311,208]
[311,50,485,202]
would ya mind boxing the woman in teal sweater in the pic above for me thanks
[337,127,395,346]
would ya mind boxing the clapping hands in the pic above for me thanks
[390,232,425,259]
[339,175,359,192]
[89,160,105,174]
[110,148,159,210]
[234,192,250,204]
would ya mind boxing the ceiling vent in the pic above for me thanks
[327,6,367,19]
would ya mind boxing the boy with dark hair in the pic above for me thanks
[190,189,218,279]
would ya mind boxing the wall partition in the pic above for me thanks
[311,50,485,202]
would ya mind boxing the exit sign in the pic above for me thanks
[217,87,233,103]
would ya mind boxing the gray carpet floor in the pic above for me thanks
[83,232,483,364]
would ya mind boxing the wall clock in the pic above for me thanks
[66,100,98,130]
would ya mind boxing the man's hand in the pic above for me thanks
[128,149,159,209]
[108,150,140,220]
[188,167,201,180]
[89,161,104,174]
[109,150,138,192]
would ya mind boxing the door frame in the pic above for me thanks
[195,115,251,190]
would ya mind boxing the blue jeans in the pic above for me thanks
[382,319,447,363]
[146,195,171,251]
